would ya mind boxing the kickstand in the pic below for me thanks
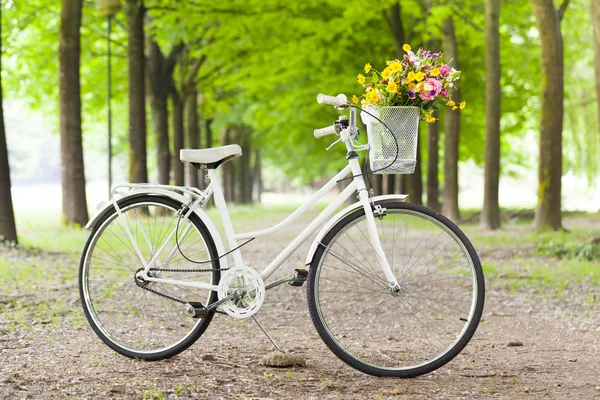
[251,315,285,353]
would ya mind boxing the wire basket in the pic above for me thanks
[361,106,420,174]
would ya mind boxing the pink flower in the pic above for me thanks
[441,90,448,97]
[440,65,452,77]
[419,78,443,101]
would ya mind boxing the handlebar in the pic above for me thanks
[316,93,348,107]
[314,125,337,139]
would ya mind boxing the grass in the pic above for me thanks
[1,205,599,302]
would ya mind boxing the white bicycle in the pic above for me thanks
[79,94,484,378]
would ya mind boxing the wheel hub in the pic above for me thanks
[217,266,265,319]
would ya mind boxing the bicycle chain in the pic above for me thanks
[133,267,229,313]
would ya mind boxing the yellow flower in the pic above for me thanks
[406,71,416,83]
[364,63,372,73]
[452,106,458,111]
[446,100,456,106]
[426,116,437,124]
[386,80,399,94]
[366,90,379,103]
[415,71,425,82]
[444,82,448,88]
[403,44,411,52]
[415,82,424,93]
[381,67,392,79]
[357,74,366,84]
[351,95,359,104]
[431,68,440,77]
[389,61,402,73]
[459,101,466,109]
[408,83,416,91]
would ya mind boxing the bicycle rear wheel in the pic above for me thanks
[79,195,220,360]
[307,201,484,377]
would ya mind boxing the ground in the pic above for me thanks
[1,207,599,399]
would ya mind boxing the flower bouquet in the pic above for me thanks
[355,44,464,174]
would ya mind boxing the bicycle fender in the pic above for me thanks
[85,189,229,269]
[304,194,408,267]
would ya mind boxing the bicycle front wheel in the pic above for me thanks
[79,195,220,360]
[307,201,484,377]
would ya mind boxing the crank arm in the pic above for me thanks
[264,273,296,290]
[205,288,244,312]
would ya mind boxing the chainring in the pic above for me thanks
[217,266,265,319]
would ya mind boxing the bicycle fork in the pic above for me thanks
[346,150,400,290]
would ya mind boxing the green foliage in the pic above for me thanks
[536,242,600,261]
[1,0,598,183]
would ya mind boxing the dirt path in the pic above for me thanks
[1,213,599,399]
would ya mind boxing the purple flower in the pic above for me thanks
[408,90,416,99]
[441,90,448,97]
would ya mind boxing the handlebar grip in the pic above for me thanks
[314,125,337,139]
[317,93,348,107]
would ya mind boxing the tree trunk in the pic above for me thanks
[125,0,147,183]
[185,89,200,188]
[386,2,406,59]
[59,0,88,226]
[481,0,502,230]
[405,135,423,204]
[530,0,566,230]
[0,30,17,243]
[147,39,170,185]
[442,17,461,223]
[239,130,252,204]
[205,118,213,148]
[171,90,184,186]
[592,0,600,130]
[221,128,234,203]
[427,112,440,211]
[253,149,262,203]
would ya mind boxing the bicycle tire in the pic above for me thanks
[79,195,220,360]
[307,201,485,377]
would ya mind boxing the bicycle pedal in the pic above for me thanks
[185,302,208,318]
[288,269,308,287]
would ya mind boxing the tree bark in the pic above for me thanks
[530,0,566,230]
[185,89,200,188]
[253,149,262,203]
[386,2,406,59]
[125,0,147,183]
[405,135,423,204]
[59,0,88,226]
[481,0,502,229]
[147,39,170,185]
[0,28,17,243]
[427,112,440,211]
[592,0,600,131]
[171,90,184,186]
[222,128,234,203]
[442,17,461,223]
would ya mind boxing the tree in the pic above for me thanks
[171,55,207,187]
[442,16,461,223]
[0,16,17,244]
[59,0,88,226]
[593,0,600,129]
[480,0,501,229]
[147,39,183,184]
[185,88,200,188]
[426,112,440,211]
[530,0,570,230]
[125,0,148,183]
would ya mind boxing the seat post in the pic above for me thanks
[206,169,245,268]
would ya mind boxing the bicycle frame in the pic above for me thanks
[103,109,400,295]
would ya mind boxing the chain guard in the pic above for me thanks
[217,266,265,319]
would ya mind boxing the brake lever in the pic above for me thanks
[326,137,342,151]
